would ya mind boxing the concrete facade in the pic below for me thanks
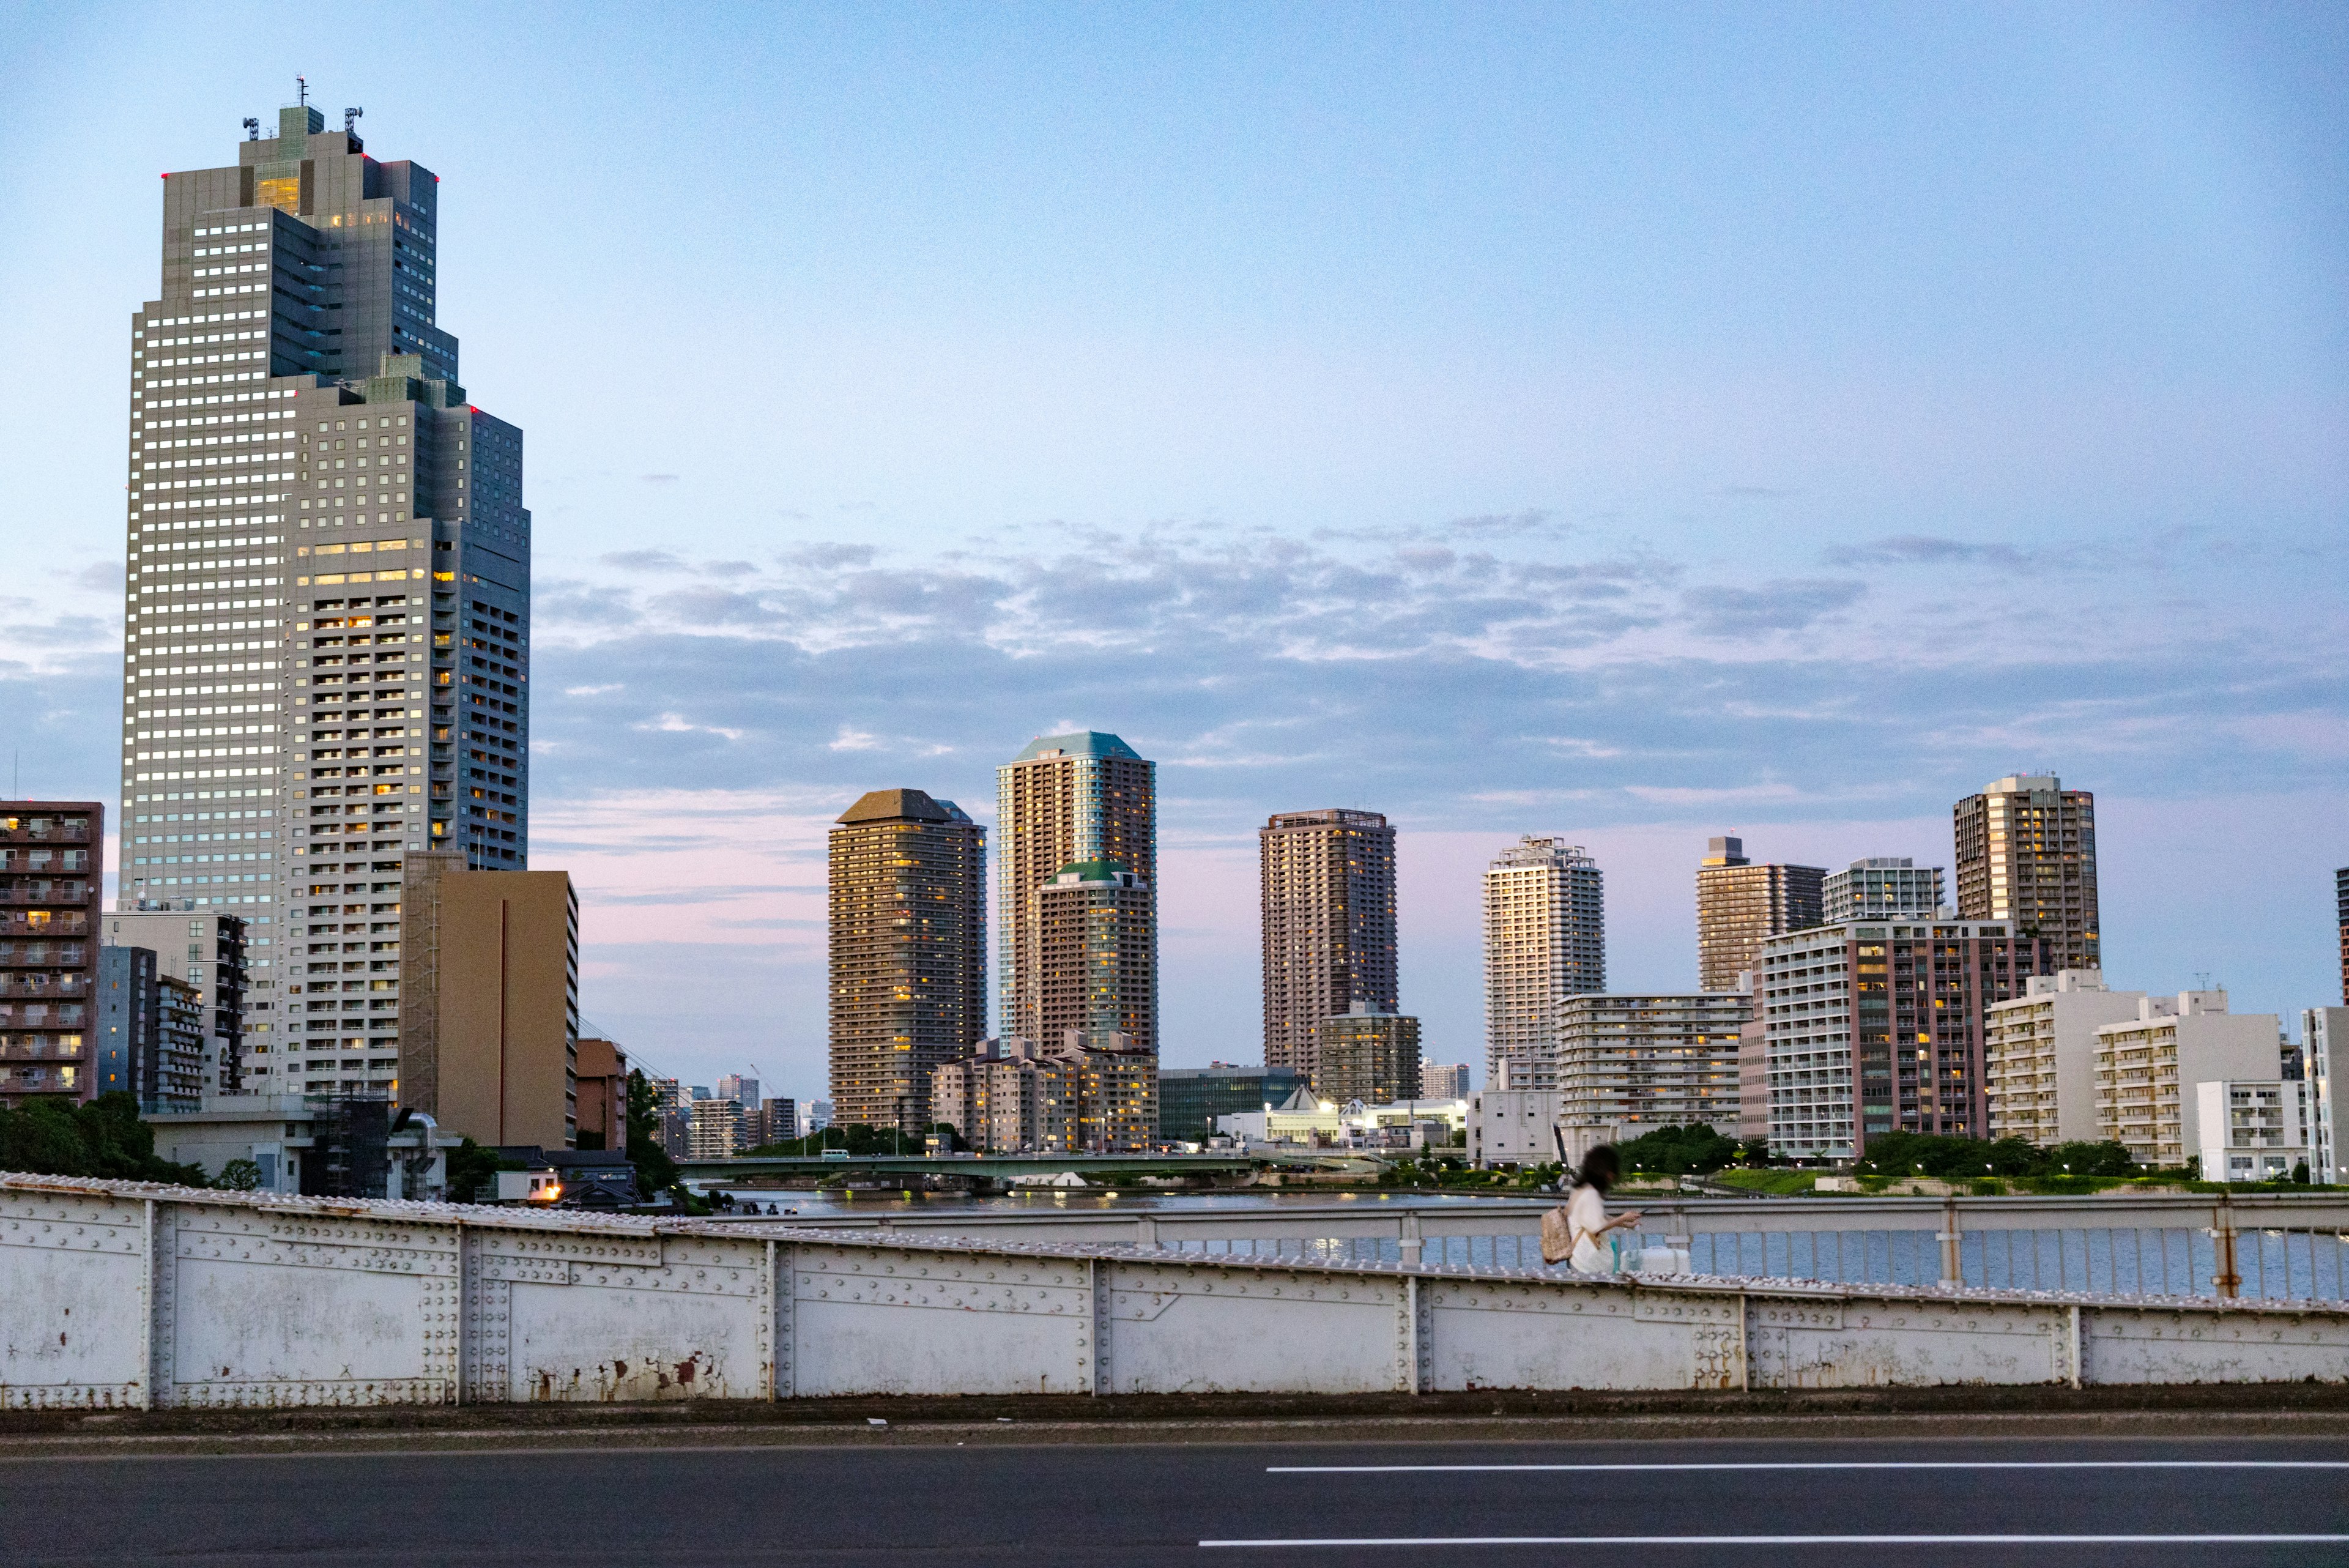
[1483,837,1603,1093]
[119,103,535,1096]
[2195,1079,2310,1183]
[1694,837,1824,994]
[0,803,103,1107]
[1313,1004,1422,1105]
[2306,1006,2345,1184]
[1554,992,1748,1144]
[1469,1087,1564,1167]
[2094,992,2282,1168]
[1260,808,1398,1082]
[995,733,1154,1043]
[571,1037,628,1153]
[1983,970,2147,1146]
[1026,861,1157,1056]
[100,908,248,1098]
[1822,857,1945,923]
[396,853,579,1149]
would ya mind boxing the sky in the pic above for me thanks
[2,2,2345,1102]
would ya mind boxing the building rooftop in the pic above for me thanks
[1011,731,1143,763]
[836,788,956,825]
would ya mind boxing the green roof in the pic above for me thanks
[1011,731,1143,763]
[1053,859,1137,883]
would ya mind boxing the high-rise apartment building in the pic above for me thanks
[1421,1062,1473,1101]
[931,1034,1157,1153]
[1313,1003,1422,1105]
[1029,861,1158,1053]
[1762,916,2049,1160]
[1982,970,2145,1146]
[0,804,103,1107]
[2302,1007,2344,1184]
[100,909,248,1096]
[1954,774,2099,971]
[2337,868,2348,1004]
[121,101,532,1099]
[1554,992,1748,1152]
[1822,858,1945,923]
[827,788,987,1134]
[1260,808,1398,1081]
[1483,837,1604,1092]
[1694,836,1823,992]
[995,733,1154,1040]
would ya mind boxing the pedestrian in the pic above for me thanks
[1541,1145,1642,1274]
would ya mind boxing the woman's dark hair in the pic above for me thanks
[1575,1145,1618,1192]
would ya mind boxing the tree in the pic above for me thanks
[0,1093,209,1186]
[215,1158,262,1191]
[1613,1124,1741,1176]
[442,1138,518,1205]
[625,1069,681,1193]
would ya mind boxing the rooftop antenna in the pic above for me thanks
[242,116,260,141]
[345,106,363,135]
[297,76,308,106]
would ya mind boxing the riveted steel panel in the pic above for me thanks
[0,1192,148,1408]
[789,1245,1093,1397]
[1101,1261,1410,1394]
[1422,1279,1724,1391]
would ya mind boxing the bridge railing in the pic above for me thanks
[718,1192,2349,1302]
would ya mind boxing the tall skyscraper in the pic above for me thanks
[827,788,987,1134]
[2336,868,2348,1005]
[1953,774,2099,972]
[1260,808,1398,1081]
[1482,836,1604,1092]
[1822,857,1945,923]
[1694,836,1824,992]
[1030,860,1157,1052]
[995,733,1154,1039]
[121,100,532,1099]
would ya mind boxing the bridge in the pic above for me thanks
[675,1151,1339,1184]
[3,1173,2343,1411]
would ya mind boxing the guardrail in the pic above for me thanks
[715,1192,2349,1302]
[6,1174,2347,1411]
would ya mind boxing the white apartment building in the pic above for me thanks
[1468,1087,1565,1168]
[1482,837,1604,1093]
[686,1097,742,1159]
[1984,970,2147,1145]
[1422,1062,1473,1101]
[1553,992,1747,1147]
[2195,1079,2310,1183]
[1822,858,1943,923]
[2093,992,2280,1167]
[2303,1007,2345,1184]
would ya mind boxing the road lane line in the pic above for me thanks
[1202,1534,2349,1549]
[1268,1460,2349,1473]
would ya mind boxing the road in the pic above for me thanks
[2,1433,2345,1565]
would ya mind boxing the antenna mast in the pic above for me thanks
[297,75,308,106]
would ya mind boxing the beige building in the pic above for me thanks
[1695,837,1823,994]
[827,788,987,1134]
[1260,808,1398,1082]
[1555,991,1748,1147]
[396,852,579,1150]
[1955,773,2101,972]
[687,1096,742,1159]
[1027,861,1157,1053]
[1313,1003,1421,1105]
[1983,970,2145,1146]
[1483,837,1604,1092]
[572,1036,628,1153]
[930,1033,1156,1153]
[2092,991,2280,1167]
[995,732,1154,1041]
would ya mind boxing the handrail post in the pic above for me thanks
[2212,1194,2240,1298]
[1399,1209,1423,1266]
[1937,1196,1963,1287]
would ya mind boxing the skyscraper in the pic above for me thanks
[1482,836,1604,1092]
[2336,867,2348,1005]
[1030,860,1157,1052]
[1822,857,1945,923]
[1953,774,2099,972]
[828,789,987,1133]
[1260,808,1398,1082]
[995,733,1154,1040]
[121,100,532,1099]
[1694,836,1824,992]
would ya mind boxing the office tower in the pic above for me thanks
[1420,1062,1472,1101]
[996,733,1154,1040]
[1554,992,1748,1146]
[757,1097,797,1148]
[716,1073,760,1112]
[1822,858,1945,923]
[0,804,103,1107]
[2093,992,2281,1167]
[1482,837,1604,1092]
[396,852,578,1148]
[1030,861,1158,1053]
[121,100,532,1101]
[1761,915,2050,1161]
[101,909,248,1096]
[1260,808,1398,1082]
[2302,1008,2344,1184]
[1982,970,2145,1145]
[1157,1063,1312,1142]
[1694,837,1824,993]
[827,788,987,1134]
[1313,1004,1422,1105]
[571,1038,628,1152]
[1953,774,2099,970]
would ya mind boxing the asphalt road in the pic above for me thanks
[4,1434,2346,1566]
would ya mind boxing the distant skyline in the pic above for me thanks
[2,4,2343,1100]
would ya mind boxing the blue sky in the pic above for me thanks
[3,2,2344,1099]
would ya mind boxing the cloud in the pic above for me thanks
[1684,578,1865,637]
[601,550,690,573]
[1822,535,2029,569]
[640,473,680,485]
[63,562,124,592]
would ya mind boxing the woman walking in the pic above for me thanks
[1558,1145,1642,1275]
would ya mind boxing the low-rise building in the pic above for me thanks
[931,1033,1159,1153]
[572,1037,629,1152]
[1216,1087,1466,1150]
[1157,1063,1309,1144]
[2195,1079,2310,1183]
[1469,1087,1564,1167]
[146,1094,459,1197]
[1983,970,2147,1146]
[2093,992,2280,1167]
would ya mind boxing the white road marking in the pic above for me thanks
[1268,1460,2349,1473]
[1202,1534,2349,1549]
